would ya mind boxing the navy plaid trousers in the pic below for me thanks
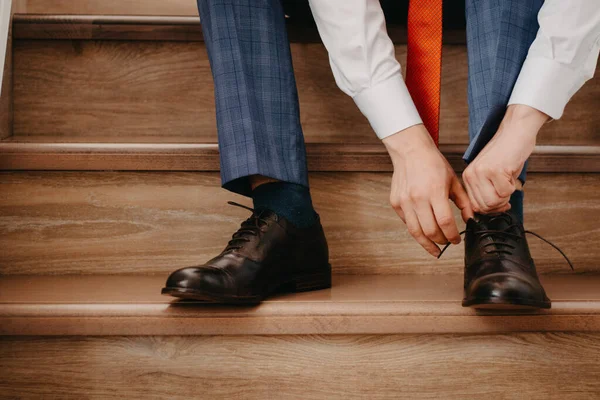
[197,0,308,196]
[197,0,543,195]
[463,0,544,183]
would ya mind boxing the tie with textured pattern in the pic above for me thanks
[405,0,443,146]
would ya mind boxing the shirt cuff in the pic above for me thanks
[508,56,584,120]
[352,73,423,139]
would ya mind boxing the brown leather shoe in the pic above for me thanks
[462,212,551,310]
[162,202,331,304]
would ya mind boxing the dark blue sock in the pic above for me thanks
[252,182,317,228]
[510,190,524,223]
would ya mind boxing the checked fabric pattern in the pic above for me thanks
[463,0,544,183]
[197,0,309,196]
[197,0,544,193]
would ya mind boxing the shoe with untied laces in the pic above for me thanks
[459,211,573,310]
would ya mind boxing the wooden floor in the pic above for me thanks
[2,274,600,336]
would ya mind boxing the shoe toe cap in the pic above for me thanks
[466,273,549,307]
[165,266,229,293]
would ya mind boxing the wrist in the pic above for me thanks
[504,105,548,135]
[493,105,548,149]
[383,124,436,160]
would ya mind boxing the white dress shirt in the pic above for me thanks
[307,0,600,140]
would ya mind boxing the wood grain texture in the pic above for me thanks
[13,39,218,141]
[11,0,27,14]
[19,0,200,16]
[12,40,599,146]
[11,14,468,44]
[0,171,597,275]
[2,274,600,336]
[13,15,206,42]
[1,142,598,173]
[1,333,599,399]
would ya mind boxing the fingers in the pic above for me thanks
[431,197,461,244]
[486,202,512,214]
[479,179,510,211]
[463,166,513,213]
[489,173,515,200]
[415,203,449,245]
[391,201,406,223]
[472,179,492,211]
[449,176,474,223]
[392,195,443,257]
[464,174,481,213]
[488,173,515,212]
[404,207,441,257]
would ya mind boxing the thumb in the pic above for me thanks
[450,176,474,223]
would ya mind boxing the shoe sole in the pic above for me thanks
[462,296,551,310]
[161,266,332,304]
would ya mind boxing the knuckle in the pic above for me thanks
[463,170,476,184]
[423,227,438,239]
[399,192,410,203]
[391,193,410,209]
[492,200,505,208]
[484,198,503,209]
[437,215,454,228]
[474,164,488,175]
[409,191,427,202]
[407,226,421,238]
[481,199,494,209]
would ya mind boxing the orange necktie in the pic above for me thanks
[405,0,443,146]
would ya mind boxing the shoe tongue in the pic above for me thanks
[472,212,523,254]
[476,212,516,232]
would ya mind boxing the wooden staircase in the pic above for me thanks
[1,2,599,399]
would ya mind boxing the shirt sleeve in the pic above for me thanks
[307,0,422,139]
[508,0,600,119]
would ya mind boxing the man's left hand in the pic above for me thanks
[463,105,549,214]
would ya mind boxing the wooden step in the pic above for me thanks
[2,274,600,336]
[13,0,201,16]
[14,0,466,28]
[1,141,598,172]
[2,272,600,398]
[8,38,460,145]
[8,15,599,147]
[11,14,466,44]
[2,331,600,399]
[0,171,596,275]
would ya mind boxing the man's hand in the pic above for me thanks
[383,124,474,257]
[463,105,549,214]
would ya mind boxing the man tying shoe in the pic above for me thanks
[162,0,599,309]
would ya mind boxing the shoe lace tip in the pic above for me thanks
[438,242,451,259]
[228,201,255,213]
[525,230,575,272]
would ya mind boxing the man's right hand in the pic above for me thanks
[383,124,474,257]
